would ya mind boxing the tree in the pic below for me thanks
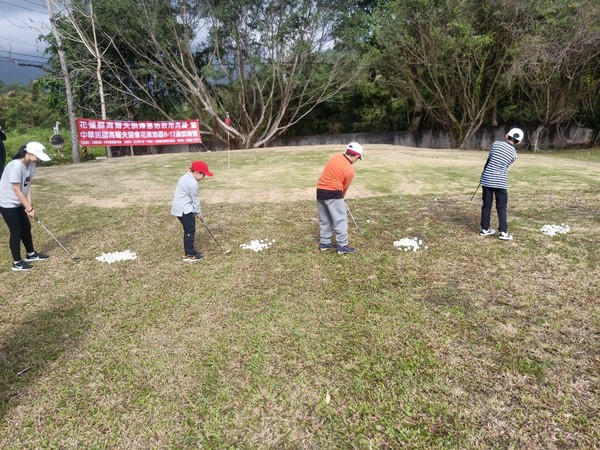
[61,0,362,149]
[372,0,526,147]
[0,87,54,132]
[46,0,81,163]
[507,0,600,150]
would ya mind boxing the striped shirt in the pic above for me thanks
[480,140,517,189]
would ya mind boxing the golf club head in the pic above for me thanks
[16,367,31,376]
[0,352,30,376]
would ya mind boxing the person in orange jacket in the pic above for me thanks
[316,142,363,254]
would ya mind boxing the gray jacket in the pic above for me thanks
[171,172,201,217]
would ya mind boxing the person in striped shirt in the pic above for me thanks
[479,128,524,241]
[316,142,363,254]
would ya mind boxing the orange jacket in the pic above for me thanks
[317,153,355,197]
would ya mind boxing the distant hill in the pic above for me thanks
[0,60,46,85]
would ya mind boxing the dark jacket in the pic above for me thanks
[0,128,6,177]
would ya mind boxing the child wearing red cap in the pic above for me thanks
[171,160,213,261]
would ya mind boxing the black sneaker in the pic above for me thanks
[24,252,49,262]
[183,252,205,262]
[337,245,356,255]
[319,243,336,251]
[12,260,34,271]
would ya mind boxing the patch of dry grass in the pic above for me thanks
[1,146,598,448]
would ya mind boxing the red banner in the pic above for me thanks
[76,119,202,147]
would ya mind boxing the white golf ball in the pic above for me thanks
[541,224,570,236]
[241,238,275,252]
[393,237,427,252]
[96,249,137,263]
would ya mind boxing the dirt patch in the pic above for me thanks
[40,145,600,208]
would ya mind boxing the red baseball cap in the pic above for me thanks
[190,160,213,176]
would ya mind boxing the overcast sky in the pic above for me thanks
[0,0,50,84]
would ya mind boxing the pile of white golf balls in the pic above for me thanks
[240,239,275,252]
[95,250,138,263]
[541,224,570,236]
[393,237,428,252]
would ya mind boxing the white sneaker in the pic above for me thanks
[479,228,496,236]
[498,232,513,241]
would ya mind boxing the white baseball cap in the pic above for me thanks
[346,142,364,159]
[25,142,51,161]
[507,128,525,143]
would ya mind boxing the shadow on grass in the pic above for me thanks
[0,301,90,421]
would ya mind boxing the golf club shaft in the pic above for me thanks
[0,351,30,376]
[0,352,15,371]
[198,217,227,253]
[35,217,78,259]
[346,203,364,234]
[470,183,480,201]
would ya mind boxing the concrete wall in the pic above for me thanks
[274,124,596,151]
[109,123,596,156]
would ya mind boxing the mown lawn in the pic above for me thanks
[1,146,598,449]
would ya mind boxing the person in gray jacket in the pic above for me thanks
[171,160,213,261]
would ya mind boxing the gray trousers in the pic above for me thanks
[317,198,348,246]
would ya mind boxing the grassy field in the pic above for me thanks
[1,145,599,449]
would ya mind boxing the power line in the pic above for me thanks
[0,56,49,67]
[0,35,46,48]
[22,0,45,7]
[0,50,48,60]
[0,0,46,14]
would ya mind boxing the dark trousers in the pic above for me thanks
[480,186,508,232]
[0,205,34,261]
[177,212,197,256]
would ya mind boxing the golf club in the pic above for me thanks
[0,351,31,376]
[346,203,365,235]
[34,216,80,260]
[470,183,480,201]
[198,217,231,254]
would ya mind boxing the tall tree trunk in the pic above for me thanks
[490,88,498,127]
[531,125,546,152]
[409,96,422,130]
[47,0,80,163]
[90,3,110,158]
